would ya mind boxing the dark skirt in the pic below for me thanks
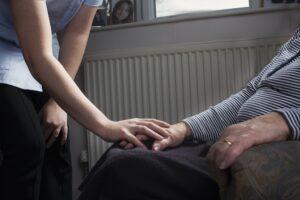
[0,84,72,200]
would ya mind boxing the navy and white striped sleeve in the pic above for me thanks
[183,76,259,143]
[277,108,300,140]
[183,28,300,143]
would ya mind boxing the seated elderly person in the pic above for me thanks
[78,27,300,200]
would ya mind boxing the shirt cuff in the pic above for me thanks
[182,117,207,143]
[276,108,300,140]
[183,111,223,143]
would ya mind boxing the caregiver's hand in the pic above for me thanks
[207,112,290,189]
[102,118,170,149]
[39,99,68,148]
[119,122,191,150]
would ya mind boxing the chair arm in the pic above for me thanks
[220,141,300,200]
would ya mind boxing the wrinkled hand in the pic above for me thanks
[152,122,191,151]
[119,122,191,150]
[39,99,68,148]
[207,112,290,189]
[101,118,170,149]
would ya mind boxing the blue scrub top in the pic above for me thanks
[0,0,103,91]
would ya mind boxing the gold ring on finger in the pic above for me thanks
[222,138,232,146]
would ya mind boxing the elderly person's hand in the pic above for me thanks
[207,112,290,189]
[152,122,192,151]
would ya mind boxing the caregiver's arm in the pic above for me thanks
[39,5,97,147]
[56,5,95,79]
[9,0,169,147]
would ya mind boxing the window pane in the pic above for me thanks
[156,0,249,17]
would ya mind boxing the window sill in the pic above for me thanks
[91,4,300,32]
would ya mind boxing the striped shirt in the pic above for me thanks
[184,27,300,142]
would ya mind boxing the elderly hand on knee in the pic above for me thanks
[152,122,192,151]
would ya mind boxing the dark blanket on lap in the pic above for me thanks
[78,141,219,200]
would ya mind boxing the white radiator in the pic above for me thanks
[83,38,285,168]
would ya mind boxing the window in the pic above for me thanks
[156,0,250,18]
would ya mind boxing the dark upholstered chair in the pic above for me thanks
[218,141,300,200]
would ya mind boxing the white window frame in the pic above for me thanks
[135,0,156,21]
[137,0,259,21]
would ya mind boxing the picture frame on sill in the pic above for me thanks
[108,0,136,25]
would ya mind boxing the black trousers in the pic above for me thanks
[79,141,220,200]
[0,84,72,200]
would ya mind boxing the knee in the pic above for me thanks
[103,148,149,179]
[105,148,146,167]
[96,149,150,196]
